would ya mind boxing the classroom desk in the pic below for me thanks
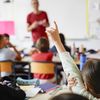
[52,55,80,65]
[22,55,80,64]
[20,85,71,100]
[19,56,80,99]
[21,55,80,82]
[87,53,100,60]
[22,56,33,62]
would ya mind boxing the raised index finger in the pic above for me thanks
[54,21,58,30]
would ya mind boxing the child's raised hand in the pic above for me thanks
[46,21,61,43]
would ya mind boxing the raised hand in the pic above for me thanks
[46,21,60,43]
[46,21,66,52]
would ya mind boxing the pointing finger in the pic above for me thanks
[54,21,58,30]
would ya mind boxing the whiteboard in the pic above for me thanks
[39,0,88,39]
[88,0,100,39]
[0,0,88,40]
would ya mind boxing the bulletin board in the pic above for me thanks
[0,21,15,35]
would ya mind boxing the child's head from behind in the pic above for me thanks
[50,93,89,100]
[82,59,100,97]
[3,33,10,40]
[36,37,49,52]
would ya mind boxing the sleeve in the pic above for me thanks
[59,52,82,79]
[47,52,53,61]
[59,52,98,100]
[6,49,17,61]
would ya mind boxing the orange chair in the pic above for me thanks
[30,61,56,84]
[0,60,13,77]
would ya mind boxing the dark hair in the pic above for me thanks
[3,33,9,40]
[59,33,71,53]
[50,93,89,100]
[59,33,65,45]
[0,34,4,43]
[82,59,100,97]
[35,37,49,52]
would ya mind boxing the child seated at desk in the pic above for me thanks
[0,34,22,77]
[2,34,21,61]
[46,21,100,100]
[30,37,53,61]
[29,37,54,83]
[50,33,71,54]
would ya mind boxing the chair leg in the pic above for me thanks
[28,64,31,79]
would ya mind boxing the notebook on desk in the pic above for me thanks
[39,82,60,92]
[20,85,41,97]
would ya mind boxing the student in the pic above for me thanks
[50,93,89,100]
[30,37,54,82]
[30,37,53,61]
[0,34,21,61]
[46,21,100,100]
[27,0,49,46]
[50,33,71,54]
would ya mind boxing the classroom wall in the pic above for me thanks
[66,0,100,50]
[0,0,100,50]
[0,0,33,49]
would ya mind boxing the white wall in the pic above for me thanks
[0,0,100,50]
[0,0,33,49]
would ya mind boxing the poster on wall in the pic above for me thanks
[0,21,15,35]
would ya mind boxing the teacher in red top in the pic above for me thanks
[27,0,49,46]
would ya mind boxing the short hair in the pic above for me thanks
[3,33,9,40]
[35,37,49,52]
[50,93,89,100]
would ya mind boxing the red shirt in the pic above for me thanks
[32,52,53,61]
[31,52,54,79]
[27,11,49,42]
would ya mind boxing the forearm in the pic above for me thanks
[13,47,21,60]
[12,46,19,55]
[27,22,38,32]
[27,24,36,32]
[43,22,49,27]
[54,40,66,53]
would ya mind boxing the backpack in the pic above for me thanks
[0,76,26,100]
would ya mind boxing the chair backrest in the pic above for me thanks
[0,60,13,77]
[30,61,55,74]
